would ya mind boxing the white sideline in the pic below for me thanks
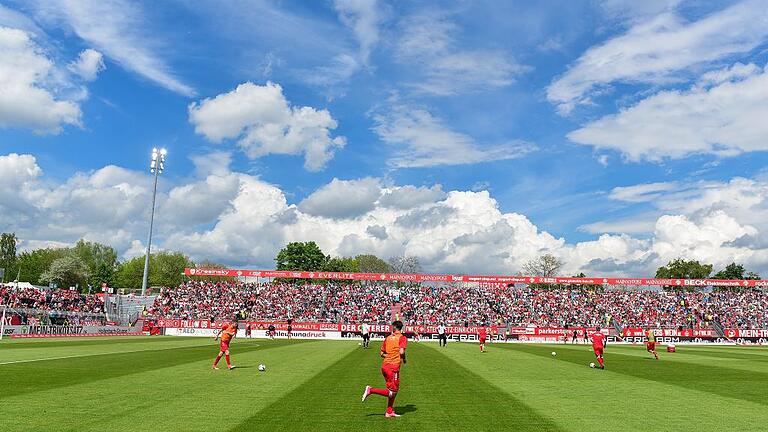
[0,342,260,366]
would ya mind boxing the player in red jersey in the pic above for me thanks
[361,320,408,418]
[212,319,238,370]
[478,325,487,352]
[590,327,606,369]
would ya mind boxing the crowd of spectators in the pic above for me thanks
[145,281,768,330]
[3,282,766,330]
[0,286,104,314]
[0,285,106,325]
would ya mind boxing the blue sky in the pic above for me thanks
[2,0,768,276]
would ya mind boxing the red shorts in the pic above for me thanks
[479,337,487,344]
[646,342,656,351]
[593,346,603,357]
[219,341,230,352]
[381,363,401,393]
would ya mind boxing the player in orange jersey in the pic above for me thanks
[361,320,408,417]
[212,318,238,370]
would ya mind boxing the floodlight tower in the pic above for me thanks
[141,147,166,296]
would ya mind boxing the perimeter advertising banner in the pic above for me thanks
[184,267,768,288]
[3,325,139,338]
[154,320,768,344]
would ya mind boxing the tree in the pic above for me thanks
[355,254,391,273]
[15,248,68,285]
[388,256,422,274]
[112,257,145,289]
[655,259,713,279]
[522,254,563,277]
[112,251,195,289]
[71,239,118,290]
[323,257,360,273]
[275,242,327,271]
[713,263,760,280]
[713,263,746,280]
[39,255,89,289]
[0,232,17,282]
[151,251,195,287]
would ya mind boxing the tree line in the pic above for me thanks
[274,241,421,275]
[0,233,199,292]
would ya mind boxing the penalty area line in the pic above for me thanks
[0,342,260,366]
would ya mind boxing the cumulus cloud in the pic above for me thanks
[396,11,528,95]
[568,63,768,161]
[548,0,768,113]
[189,82,346,171]
[299,177,381,219]
[67,48,104,81]
[582,176,768,240]
[26,0,194,96]
[378,185,445,209]
[373,103,536,167]
[0,26,81,133]
[6,152,768,276]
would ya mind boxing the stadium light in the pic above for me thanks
[141,147,167,296]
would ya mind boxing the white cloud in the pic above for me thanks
[379,185,445,209]
[189,151,232,178]
[396,11,528,95]
[0,26,81,133]
[188,82,346,171]
[548,0,768,113]
[583,176,768,240]
[299,178,381,219]
[568,63,768,161]
[609,182,678,202]
[6,152,768,276]
[373,103,536,167]
[333,0,380,65]
[68,48,104,81]
[28,0,194,96]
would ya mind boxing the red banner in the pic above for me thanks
[184,268,768,287]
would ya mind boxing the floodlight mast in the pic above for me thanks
[141,148,166,296]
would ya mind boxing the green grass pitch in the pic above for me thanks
[1,337,767,431]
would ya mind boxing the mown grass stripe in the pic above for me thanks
[231,342,563,432]
[0,342,233,365]
[496,343,768,406]
[0,336,169,350]
[1,340,354,432]
[0,338,297,399]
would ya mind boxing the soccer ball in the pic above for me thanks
[589,362,595,368]
[258,364,266,372]
[551,351,557,357]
